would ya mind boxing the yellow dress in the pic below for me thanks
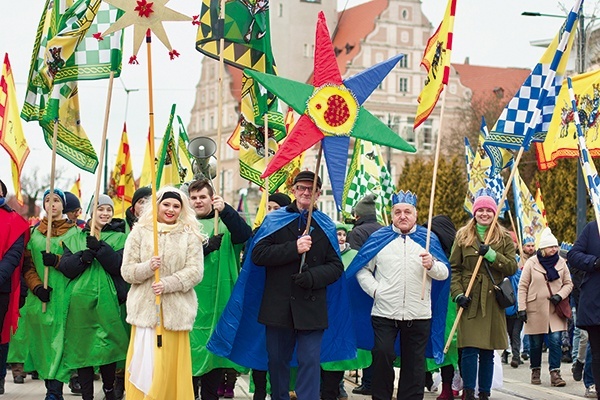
[125,325,195,400]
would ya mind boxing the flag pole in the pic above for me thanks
[264,113,269,209]
[213,0,227,235]
[90,70,115,239]
[299,144,323,273]
[444,146,525,353]
[43,119,59,313]
[146,29,163,348]
[507,209,523,258]
[421,90,447,300]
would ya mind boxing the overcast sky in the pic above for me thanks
[0,0,583,204]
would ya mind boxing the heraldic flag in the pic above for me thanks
[512,166,545,246]
[414,0,456,129]
[0,54,30,205]
[483,0,581,171]
[108,125,135,217]
[535,69,600,170]
[196,0,276,74]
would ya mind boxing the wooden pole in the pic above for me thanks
[444,146,526,353]
[507,209,523,259]
[421,90,447,299]
[264,113,269,207]
[89,71,115,239]
[213,0,227,234]
[299,145,323,273]
[43,120,59,313]
[146,29,162,348]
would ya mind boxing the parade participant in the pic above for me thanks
[347,193,383,396]
[8,188,78,400]
[449,192,517,400]
[125,186,152,231]
[121,186,204,399]
[0,179,30,395]
[567,220,600,398]
[58,194,129,400]
[502,232,524,369]
[64,192,85,228]
[518,227,573,387]
[519,236,536,362]
[267,193,291,213]
[187,178,252,400]
[351,191,449,400]
[250,171,344,400]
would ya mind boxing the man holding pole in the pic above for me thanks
[347,190,449,400]
[251,171,344,400]
[187,178,252,400]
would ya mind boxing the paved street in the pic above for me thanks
[0,351,593,399]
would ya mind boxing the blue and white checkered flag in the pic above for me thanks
[484,0,582,171]
[569,77,600,220]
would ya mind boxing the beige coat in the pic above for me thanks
[122,223,204,331]
[518,255,573,335]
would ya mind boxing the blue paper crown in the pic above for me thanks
[392,190,417,207]
[522,236,535,245]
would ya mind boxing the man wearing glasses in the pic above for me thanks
[251,171,344,400]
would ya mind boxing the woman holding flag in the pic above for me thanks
[121,187,205,399]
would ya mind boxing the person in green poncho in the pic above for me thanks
[58,194,129,400]
[187,178,252,400]
[10,188,78,400]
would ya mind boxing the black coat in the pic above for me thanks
[251,204,343,330]
[347,215,383,250]
[567,221,600,327]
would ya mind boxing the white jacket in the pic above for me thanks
[122,223,204,331]
[356,224,448,320]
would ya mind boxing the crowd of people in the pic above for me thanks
[1,173,600,400]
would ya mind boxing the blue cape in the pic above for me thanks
[207,207,357,370]
[345,225,451,364]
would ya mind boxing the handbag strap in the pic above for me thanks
[482,259,498,286]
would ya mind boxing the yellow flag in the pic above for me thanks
[253,190,268,230]
[109,125,135,217]
[415,0,456,129]
[139,130,153,188]
[0,54,30,205]
[536,69,600,170]
[69,174,81,199]
[535,184,548,227]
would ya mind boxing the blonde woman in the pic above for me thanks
[122,187,205,399]
[449,193,517,400]
[518,227,573,387]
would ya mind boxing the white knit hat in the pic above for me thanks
[538,227,558,249]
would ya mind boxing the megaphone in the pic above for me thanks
[188,137,217,179]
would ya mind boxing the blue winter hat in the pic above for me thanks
[522,236,535,245]
[43,188,66,208]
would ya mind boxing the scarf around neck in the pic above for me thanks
[537,250,560,281]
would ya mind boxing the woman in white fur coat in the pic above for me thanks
[121,187,205,400]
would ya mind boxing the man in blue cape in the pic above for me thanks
[345,190,451,400]
[207,171,355,400]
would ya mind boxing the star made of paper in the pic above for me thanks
[246,11,416,208]
[101,0,190,60]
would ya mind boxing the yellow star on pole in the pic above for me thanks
[101,0,190,60]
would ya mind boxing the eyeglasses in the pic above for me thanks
[295,184,314,193]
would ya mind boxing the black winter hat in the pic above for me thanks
[132,186,152,208]
[353,194,376,217]
[268,193,292,207]
[292,171,322,189]
[64,192,81,213]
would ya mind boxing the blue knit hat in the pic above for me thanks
[43,188,66,208]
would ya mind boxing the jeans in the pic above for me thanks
[523,334,530,355]
[461,347,494,394]
[506,316,523,358]
[584,342,594,388]
[530,331,563,370]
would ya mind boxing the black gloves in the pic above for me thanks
[86,235,101,251]
[550,294,562,305]
[33,285,53,303]
[41,251,59,267]
[518,310,527,323]
[455,294,471,309]
[292,271,313,289]
[594,258,600,270]
[80,249,96,265]
[478,244,490,257]
[203,233,224,256]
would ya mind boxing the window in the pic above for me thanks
[403,117,415,144]
[421,120,433,151]
[210,115,215,129]
[398,77,408,93]
[201,117,205,131]
[303,43,310,57]
[301,0,321,3]
[377,82,383,90]
[200,91,205,103]
[397,55,408,68]
[401,31,409,43]
[401,9,409,20]
[278,3,283,17]
[449,83,457,94]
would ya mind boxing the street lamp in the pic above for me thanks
[522,9,589,236]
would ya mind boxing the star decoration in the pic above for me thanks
[101,0,190,59]
[247,11,416,208]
